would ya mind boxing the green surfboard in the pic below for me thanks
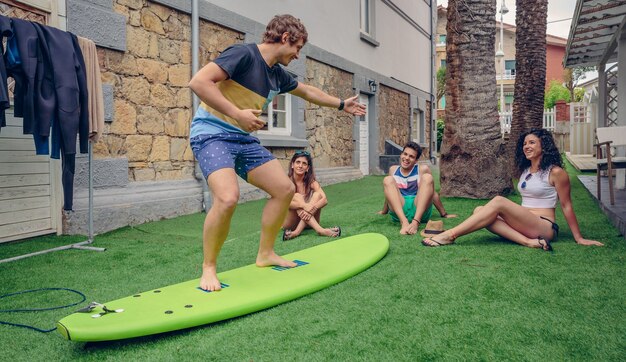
[57,233,389,342]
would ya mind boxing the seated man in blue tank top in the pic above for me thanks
[377,141,455,235]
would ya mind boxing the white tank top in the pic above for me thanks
[519,167,558,209]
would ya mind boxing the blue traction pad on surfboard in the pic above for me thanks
[196,283,230,293]
[272,259,308,271]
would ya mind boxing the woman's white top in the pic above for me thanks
[519,167,558,209]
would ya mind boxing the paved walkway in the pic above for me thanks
[578,175,626,239]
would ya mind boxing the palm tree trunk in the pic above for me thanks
[440,0,512,198]
[509,0,547,168]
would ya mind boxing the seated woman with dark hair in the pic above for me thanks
[282,150,341,241]
[422,128,603,250]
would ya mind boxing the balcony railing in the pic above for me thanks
[499,108,555,134]
[496,69,516,80]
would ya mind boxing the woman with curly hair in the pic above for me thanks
[282,150,341,241]
[422,128,603,250]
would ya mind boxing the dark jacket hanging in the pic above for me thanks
[5,17,90,211]
[5,17,56,145]
[0,15,12,130]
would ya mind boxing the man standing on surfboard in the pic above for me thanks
[377,142,456,235]
[189,14,366,291]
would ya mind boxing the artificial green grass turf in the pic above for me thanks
[0,167,624,361]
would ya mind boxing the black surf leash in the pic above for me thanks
[0,287,86,333]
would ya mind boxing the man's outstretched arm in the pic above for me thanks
[290,82,366,116]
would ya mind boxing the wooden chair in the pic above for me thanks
[595,126,626,205]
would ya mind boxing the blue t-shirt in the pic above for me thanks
[191,43,298,137]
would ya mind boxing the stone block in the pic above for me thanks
[183,144,195,161]
[147,1,172,21]
[110,100,137,134]
[149,136,170,161]
[176,88,192,108]
[163,15,187,41]
[127,26,152,58]
[67,0,126,51]
[125,135,153,161]
[170,137,188,161]
[165,108,191,137]
[106,51,139,76]
[129,10,141,26]
[141,8,165,35]
[117,0,143,10]
[158,38,182,64]
[121,77,151,105]
[180,42,191,64]
[137,59,168,84]
[136,106,165,134]
[168,64,190,87]
[147,33,160,59]
[150,84,177,108]
[104,135,125,157]
[74,156,129,189]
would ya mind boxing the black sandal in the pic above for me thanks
[538,237,553,252]
[282,229,295,241]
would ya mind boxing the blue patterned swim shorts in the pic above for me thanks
[190,133,275,181]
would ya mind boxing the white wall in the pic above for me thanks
[207,0,432,91]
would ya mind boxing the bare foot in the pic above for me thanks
[256,251,297,268]
[406,220,419,235]
[376,210,388,215]
[399,221,412,235]
[199,264,222,291]
[441,213,458,218]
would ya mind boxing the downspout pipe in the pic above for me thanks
[430,2,437,165]
[191,0,210,212]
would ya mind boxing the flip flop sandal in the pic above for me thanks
[421,237,453,247]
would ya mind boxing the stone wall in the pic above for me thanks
[302,59,356,168]
[377,84,410,154]
[424,100,432,160]
[94,0,244,182]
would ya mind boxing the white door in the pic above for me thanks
[0,111,60,243]
[358,94,369,175]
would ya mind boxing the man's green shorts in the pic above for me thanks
[389,195,433,223]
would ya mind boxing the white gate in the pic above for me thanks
[543,107,555,131]
[569,102,595,155]
[358,94,369,176]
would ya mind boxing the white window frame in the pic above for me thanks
[359,0,379,46]
[257,93,292,136]
[412,109,425,144]
[360,0,371,35]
